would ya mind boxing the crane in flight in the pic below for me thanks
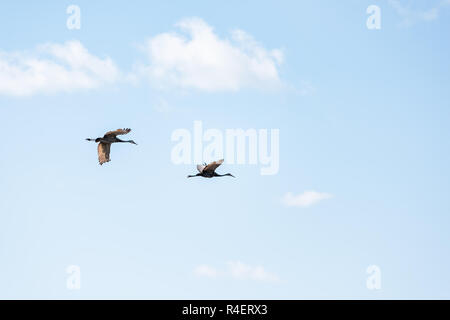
[187,159,235,178]
[86,128,137,165]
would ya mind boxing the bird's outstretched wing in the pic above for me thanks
[98,142,111,165]
[203,159,224,174]
[104,128,131,137]
[197,164,206,173]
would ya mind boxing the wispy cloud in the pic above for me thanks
[227,261,280,282]
[137,17,284,92]
[296,80,316,96]
[194,261,279,283]
[194,264,219,278]
[0,40,119,96]
[389,0,450,26]
[153,97,174,113]
[282,191,333,208]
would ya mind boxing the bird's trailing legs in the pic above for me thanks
[214,173,235,177]
[116,138,138,145]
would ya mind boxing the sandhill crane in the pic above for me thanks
[187,159,235,178]
[86,128,137,165]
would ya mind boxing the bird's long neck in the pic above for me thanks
[187,173,201,178]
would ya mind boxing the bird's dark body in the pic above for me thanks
[96,136,126,144]
[187,159,235,179]
[86,128,137,165]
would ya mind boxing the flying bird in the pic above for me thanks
[187,159,235,178]
[86,128,137,165]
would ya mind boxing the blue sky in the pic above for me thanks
[0,0,449,299]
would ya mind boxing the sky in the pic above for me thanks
[0,0,449,299]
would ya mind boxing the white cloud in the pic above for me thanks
[194,264,218,278]
[194,261,279,283]
[138,17,284,92]
[389,0,450,26]
[0,40,119,96]
[282,191,333,208]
